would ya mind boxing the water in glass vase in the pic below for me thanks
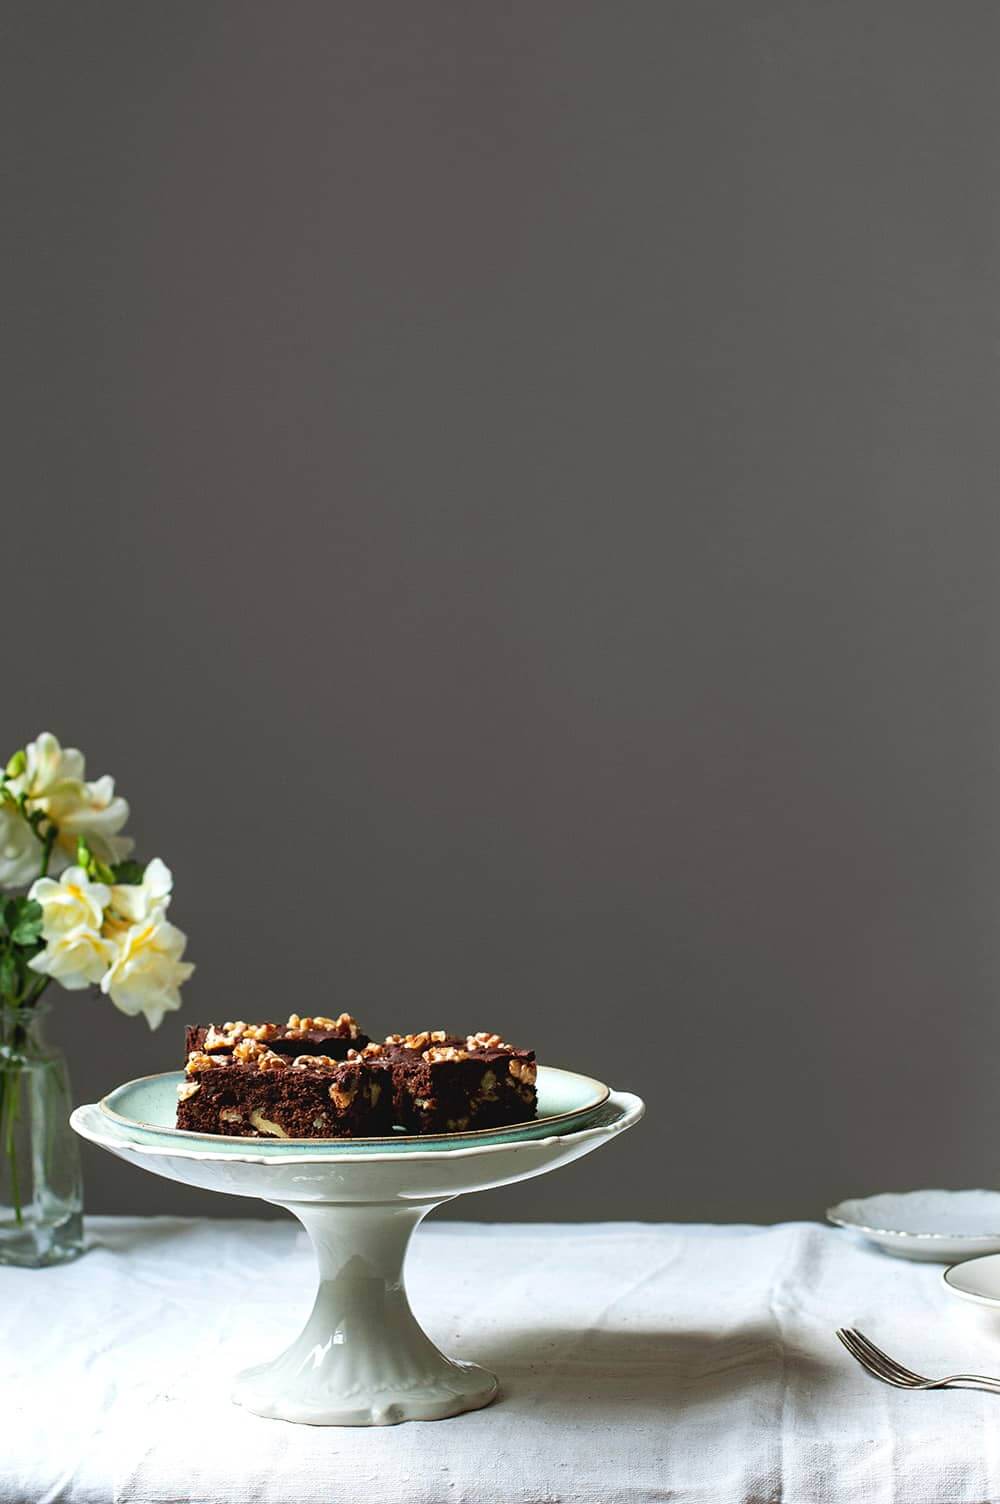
[0,1002,83,1266]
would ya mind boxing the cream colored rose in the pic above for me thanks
[108,857,173,924]
[100,913,195,1030]
[28,925,115,989]
[29,866,111,937]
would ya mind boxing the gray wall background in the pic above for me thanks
[3,1,999,1224]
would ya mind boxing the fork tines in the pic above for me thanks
[836,1327,1000,1394]
[837,1328,927,1387]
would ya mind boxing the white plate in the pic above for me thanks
[827,1189,1000,1263]
[943,1252,1000,1308]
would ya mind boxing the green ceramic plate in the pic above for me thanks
[99,1065,610,1155]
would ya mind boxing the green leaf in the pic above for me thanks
[3,899,43,947]
[111,859,145,886]
[5,749,25,778]
[4,899,42,949]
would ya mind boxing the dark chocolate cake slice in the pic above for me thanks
[176,1038,391,1138]
[358,1030,537,1134]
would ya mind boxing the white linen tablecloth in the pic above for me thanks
[3,1215,999,1504]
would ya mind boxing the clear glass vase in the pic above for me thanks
[0,1001,83,1266]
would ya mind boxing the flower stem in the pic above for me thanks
[39,824,56,878]
[1,1066,23,1226]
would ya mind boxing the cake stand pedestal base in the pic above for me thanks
[231,1199,498,1426]
[71,1086,644,1427]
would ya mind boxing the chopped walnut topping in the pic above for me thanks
[385,1030,449,1052]
[232,1038,267,1064]
[185,1050,216,1075]
[256,1049,289,1072]
[349,1042,385,1060]
[177,1080,200,1100]
[423,1046,470,1062]
[242,1022,280,1043]
[285,1012,359,1038]
[508,1058,537,1084]
[204,1021,247,1050]
[291,1054,338,1069]
[467,1032,508,1051]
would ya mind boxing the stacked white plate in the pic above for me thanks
[827,1189,1000,1263]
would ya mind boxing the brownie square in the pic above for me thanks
[176,1043,392,1139]
[367,1031,537,1134]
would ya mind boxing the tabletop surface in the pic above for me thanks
[4,1215,999,1504]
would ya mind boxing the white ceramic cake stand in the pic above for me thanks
[71,1089,643,1426]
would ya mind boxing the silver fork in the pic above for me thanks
[837,1327,1000,1394]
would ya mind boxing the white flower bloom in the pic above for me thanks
[4,732,132,878]
[29,866,111,938]
[17,731,86,798]
[101,913,194,1030]
[108,858,173,924]
[52,774,131,857]
[0,806,42,887]
[46,772,133,870]
[28,925,115,990]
